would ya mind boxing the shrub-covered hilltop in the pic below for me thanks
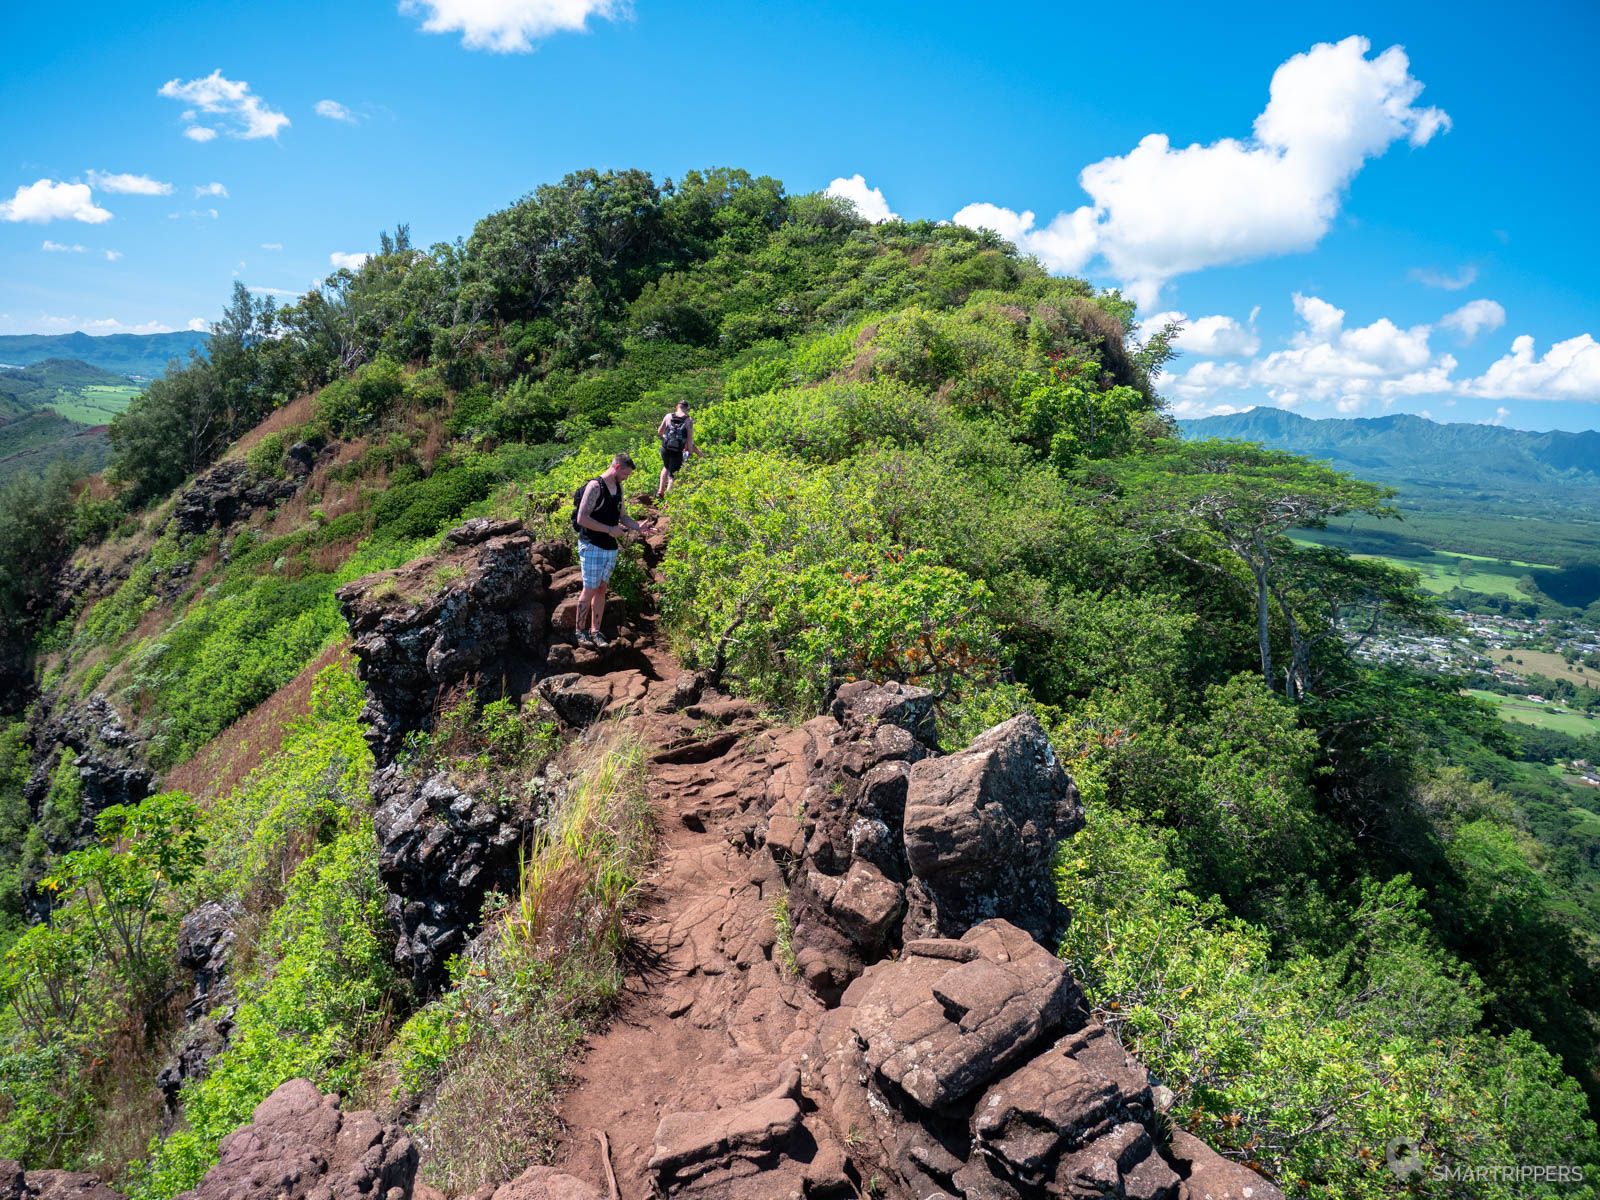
[0,168,1597,1197]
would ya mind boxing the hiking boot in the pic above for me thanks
[575,629,595,648]
[589,631,610,650]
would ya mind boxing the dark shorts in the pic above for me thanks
[662,447,685,474]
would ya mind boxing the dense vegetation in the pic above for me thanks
[0,166,1596,1196]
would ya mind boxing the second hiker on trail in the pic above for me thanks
[573,452,645,650]
[656,398,700,498]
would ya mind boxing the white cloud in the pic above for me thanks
[247,285,303,297]
[159,70,289,140]
[314,99,356,123]
[18,314,177,335]
[86,170,173,196]
[1485,406,1511,426]
[955,36,1446,308]
[1439,298,1505,343]
[261,242,283,250]
[195,181,230,198]
[1409,264,1476,290]
[42,240,87,253]
[825,175,899,224]
[1,179,112,224]
[1462,333,1600,401]
[1145,310,1260,357]
[951,202,1098,273]
[401,0,625,52]
[329,251,371,271]
[169,208,221,220]
[105,249,123,261]
[186,317,209,331]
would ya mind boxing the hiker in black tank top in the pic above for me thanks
[573,453,644,650]
[656,398,700,498]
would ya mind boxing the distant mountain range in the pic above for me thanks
[0,330,208,379]
[1179,408,1600,506]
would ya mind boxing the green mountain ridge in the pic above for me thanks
[0,331,209,380]
[1180,407,1600,500]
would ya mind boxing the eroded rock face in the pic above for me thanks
[372,767,538,990]
[172,460,301,536]
[158,900,241,1125]
[336,520,566,767]
[902,714,1082,942]
[22,694,157,914]
[805,921,1185,1200]
[764,684,1078,996]
[173,1079,417,1200]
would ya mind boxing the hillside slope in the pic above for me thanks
[0,168,1596,1199]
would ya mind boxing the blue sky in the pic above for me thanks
[2,0,1597,429]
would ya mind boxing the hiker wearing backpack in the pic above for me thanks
[656,399,700,497]
[572,453,644,650]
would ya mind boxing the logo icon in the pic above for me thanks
[1386,1138,1425,1181]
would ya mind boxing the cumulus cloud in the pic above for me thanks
[1158,292,1471,414]
[950,202,1098,273]
[1462,333,1600,401]
[953,36,1447,308]
[86,170,173,196]
[1145,310,1260,357]
[18,314,178,334]
[1439,298,1505,343]
[159,70,289,140]
[315,99,356,122]
[105,250,123,261]
[186,317,209,331]
[195,182,230,198]
[329,251,371,271]
[1,179,112,224]
[42,240,87,253]
[825,175,899,224]
[401,0,626,52]
[1409,264,1476,290]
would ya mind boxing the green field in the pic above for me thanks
[1465,689,1600,736]
[1292,533,1560,604]
[46,382,143,425]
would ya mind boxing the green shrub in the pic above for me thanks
[244,432,287,478]
[134,821,397,1200]
[1056,805,1598,1197]
[314,357,407,436]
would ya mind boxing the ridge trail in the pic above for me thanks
[546,524,828,1198]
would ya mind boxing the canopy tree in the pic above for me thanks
[1101,440,1404,699]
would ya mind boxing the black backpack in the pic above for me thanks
[662,414,689,451]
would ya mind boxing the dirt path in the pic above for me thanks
[547,556,826,1198]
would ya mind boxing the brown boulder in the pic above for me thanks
[174,1079,417,1200]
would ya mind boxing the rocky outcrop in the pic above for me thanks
[4,1081,417,1200]
[764,682,1079,998]
[339,519,575,993]
[171,460,300,536]
[372,767,538,990]
[22,694,156,903]
[157,901,240,1124]
[173,1079,417,1200]
[901,714,1082,941]
[337,518,566,767]
[806,921,1200,1200]
[0,1162,122,1200]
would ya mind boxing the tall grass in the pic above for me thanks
[399,726,654,1191]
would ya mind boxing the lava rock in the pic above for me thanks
[171,460,300,536]
[173,1078,417,1200]
[902,714,1082,943]
[373,766,536,992]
